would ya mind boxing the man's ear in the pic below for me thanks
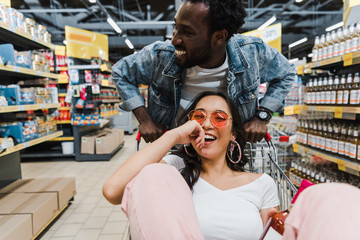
[212,29,228,47]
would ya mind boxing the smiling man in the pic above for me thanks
[111,0,296,143]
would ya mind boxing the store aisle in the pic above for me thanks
[21,132,142,240]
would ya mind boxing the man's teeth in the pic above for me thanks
[204,135,216,140]
[175,50,186,55]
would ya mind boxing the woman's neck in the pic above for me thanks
[200,156,231,177]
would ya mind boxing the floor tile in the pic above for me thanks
[82,217,108,229]
[98,234,124,240]
[73,229,101,240]
[101,221,128,235]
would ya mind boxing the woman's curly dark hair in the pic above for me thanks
[185,0,247,40]
[173,91,249,190]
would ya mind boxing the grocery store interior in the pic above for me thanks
[0,0,359,239]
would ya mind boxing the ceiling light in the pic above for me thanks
[325,22,343,32]
[289,58,299,63]
[88,0,96,3]
[258,15,276,30]
[295,0,303,3]
[308,53,313,57]
[289,37,308,48]
[107,17,122,34]
[125,38,134,49]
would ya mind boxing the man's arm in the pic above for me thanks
[133,106,165,143]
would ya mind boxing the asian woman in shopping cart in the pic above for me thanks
[103,91,280,240]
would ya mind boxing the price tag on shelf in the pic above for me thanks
[36,70,42,76]
[55,45,66,56]
[102,79,109,86]
[292,144,298,153]
[294,105,300,114]
[334,107,343,118]
[40,104,46,109]
[58,73,69,83]
[24,142,30,148]
[297,65,304,75]
[18,105,25,111]
[14,66,20,72]
[284,106,295,115]
[337,159,346,172]
[343,53,353,66]
[100,64,108,72]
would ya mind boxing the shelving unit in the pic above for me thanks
[293,143,360,177]
[0,18,61,189]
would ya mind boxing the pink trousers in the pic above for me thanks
[283,183,360,240]
[121,163,205,240]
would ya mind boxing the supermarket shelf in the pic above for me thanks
[0,131,63,157]
[0,22,54,50]
[68,64,112,73]
[0,103,61,113]
[48,137,74,141]
[293,143,360,177]
[284,105,360,118]
[58,107,71,110]
[58,93,67,97]
[0,64,58,79]
[75,142,124,162]
[56,120,71,124]
[101,99,120,103]
[21,151,75,158]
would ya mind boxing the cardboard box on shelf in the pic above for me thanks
[112,128,125,145]
[0,215,32,240]
[0,192,58,236]
[0,177,76,209]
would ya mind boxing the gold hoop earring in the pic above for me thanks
[227,140,242,164]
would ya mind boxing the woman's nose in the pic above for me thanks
[201,116,213,128]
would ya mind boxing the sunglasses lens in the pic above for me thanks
[211,112,228,127]
[189,110,206,124]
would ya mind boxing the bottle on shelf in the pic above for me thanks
[312,36,320,62]
[339,27,348,56]
[344,124,354,159]
[356,21,360,52]
[317,121,324,150]
[347,125,358,161]
[322,76,330,105]
[318,34,326,61]
[345,24,355,54]
[337,74,346,105]
[338,123,348,156]
[357,125,360,162]
[328,76,336,105]
[308,79,314,105]
[351,22,359,52]
[325,121,333,152]
[333,75,340,105]
[331,121,340,154]
[350,72,360,105]
[313,78,318,105]
[317,77,323,105]
[343,73,352,105]
[333,28,342,57]
[259,179,314,240]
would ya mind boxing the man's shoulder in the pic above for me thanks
[229,34,264,47]
[149,40,175,53]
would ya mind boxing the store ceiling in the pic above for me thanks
[12,0,343,62]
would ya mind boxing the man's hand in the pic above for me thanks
[133,106,165,143]
[244,117,268,142]
[139,120,164,143]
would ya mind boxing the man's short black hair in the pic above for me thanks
[185,0,247,40]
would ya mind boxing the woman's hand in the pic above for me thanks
[173,120,205,149]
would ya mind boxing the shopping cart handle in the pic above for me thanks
[136,131,141,142]
[264,132,272,142]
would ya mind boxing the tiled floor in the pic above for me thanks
[21,133,143,240]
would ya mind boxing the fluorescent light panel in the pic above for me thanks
[107,17,122,34]
[295,0,303,3]
[289,37,308,48]
[125,38,134,49]
[325,22,343,32]
[88,0,96,3]
[289,58,299,63]
[258,15,276,30]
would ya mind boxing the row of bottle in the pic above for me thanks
[305,73,360,105]
[312,21,360,62]
[296,119,360,161]
[288,157,359,188]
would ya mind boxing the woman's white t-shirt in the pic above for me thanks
[163,154,279,240]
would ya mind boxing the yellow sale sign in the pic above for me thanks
[65,26,108,61]
[0,0,10,7]
[242,23,282,53]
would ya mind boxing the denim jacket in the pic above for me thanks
[111,34,296,129]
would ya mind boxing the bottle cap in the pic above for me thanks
[291,179,314,204]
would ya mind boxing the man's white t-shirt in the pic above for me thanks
[163,154,279,240]
[175,53,229,122]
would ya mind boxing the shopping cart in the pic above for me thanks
[245,133,298,210]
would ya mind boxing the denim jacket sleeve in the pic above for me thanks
[256,39,296,112]
[111,41,162,111]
